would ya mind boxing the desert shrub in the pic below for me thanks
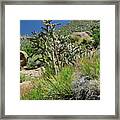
[27,57,36,69]
[26,54,43,69]
[72,76,100,100]
[20,38,33,57]
[91,23,100,49]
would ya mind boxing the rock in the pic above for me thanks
[20,81,34,97]
[70,31,92,42]
[20,68,43,77]
[70,31,92,45]
[20,51,28,67]
[72,31,92,38]
[72,75,100,100]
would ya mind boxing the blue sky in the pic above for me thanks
[20,20,70,36]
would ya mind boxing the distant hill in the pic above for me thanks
[56,20,100,36]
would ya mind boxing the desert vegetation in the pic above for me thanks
[20,20,100,100]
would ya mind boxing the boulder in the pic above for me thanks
[20,81,34,97]
[72,31,92,38]
[20,68,43,78]
[20,51,28,67]
[70,31,92,43]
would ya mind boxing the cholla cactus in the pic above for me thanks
[29,20,96,75]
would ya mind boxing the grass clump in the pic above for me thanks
[79,52,100,80]
[21,66,74,100]
[20,73,31,83]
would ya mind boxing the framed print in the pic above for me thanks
[0,0,120,119]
